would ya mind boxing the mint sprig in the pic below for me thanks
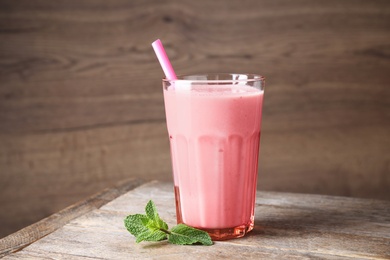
[124,200,212,246]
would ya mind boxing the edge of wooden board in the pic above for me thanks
[0,178,146,258]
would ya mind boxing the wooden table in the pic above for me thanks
[1,179,389,259]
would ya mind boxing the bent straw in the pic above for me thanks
[151,39,177,80]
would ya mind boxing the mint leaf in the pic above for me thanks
[145,200,159,220]
[145,200,169,231]
[135,228,166,243]
[124,214,150,237]
[168,224,213,246]
[124,214,166,242]
[124,200,212,246]
[124,204,167,243]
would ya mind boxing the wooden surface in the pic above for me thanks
[1,0,390,238]
[0,178,144,258]
[2,180,390,259]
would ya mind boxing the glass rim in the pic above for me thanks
[162,73,265,83]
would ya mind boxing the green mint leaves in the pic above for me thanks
[168,224,213,245]
[124,200,212,246]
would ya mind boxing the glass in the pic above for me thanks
[162,73,265,240]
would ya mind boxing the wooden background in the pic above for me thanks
[0,0,389,238]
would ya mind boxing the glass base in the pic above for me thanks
[174,186,255,240]
[197,222,254,241]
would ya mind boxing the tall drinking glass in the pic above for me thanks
[162,74,265,240]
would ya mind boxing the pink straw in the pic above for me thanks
[151,39,177,80]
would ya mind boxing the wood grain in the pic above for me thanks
[2,181,390,259]
[0,178,144,258]
[1,0,389,238]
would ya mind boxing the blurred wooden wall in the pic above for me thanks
[0,0,389,238]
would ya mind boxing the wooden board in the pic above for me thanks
[2,181,390,259]
[1,0,389,238]
[0,178,144,257]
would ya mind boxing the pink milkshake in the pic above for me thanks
[163,74,264,240]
